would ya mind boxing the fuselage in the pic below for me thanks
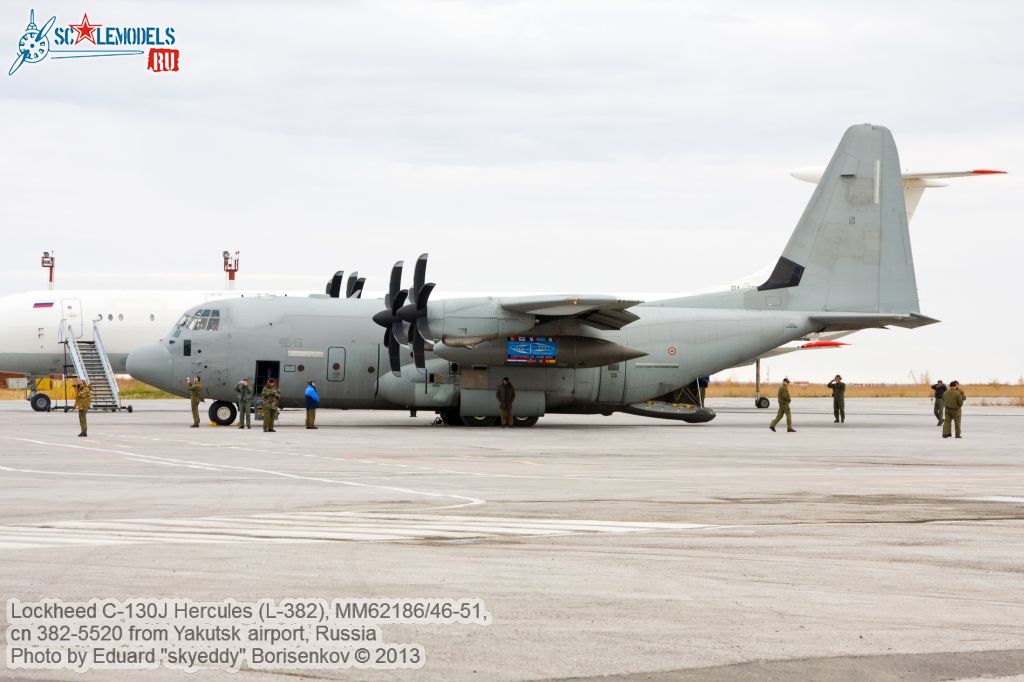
[0,289,307,377]
[127,295,817,414]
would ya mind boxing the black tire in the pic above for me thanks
[512,416,539,427]
[438,410,463,426]
[30,393,51,412]
[461,415,498,427]
[209,401,237,426]
[756,397,770,409]
[127,405,133,413]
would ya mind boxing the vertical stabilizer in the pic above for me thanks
[758,124,919,313]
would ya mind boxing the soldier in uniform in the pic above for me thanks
[496,377,516,428]
[261,378,280,432]
[187,376,204,428]
[827,374,846,423]
[769,377,796,432]
[942,380,966,439]
[235,377,253,429]
[74,380,92,437]
[930,379,947,426]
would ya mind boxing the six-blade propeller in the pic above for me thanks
[371,254,436,374]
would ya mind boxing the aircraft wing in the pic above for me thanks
[808,312,939,332]
[499,295,643,330]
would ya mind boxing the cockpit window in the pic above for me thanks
[172,309,222,336]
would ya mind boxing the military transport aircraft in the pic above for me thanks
[0,289,315,412]
[125,124,1000,426]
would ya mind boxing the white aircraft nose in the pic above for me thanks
[127,343,173,390]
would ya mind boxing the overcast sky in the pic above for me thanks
[1,1,1021,383]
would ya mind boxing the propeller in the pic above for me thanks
[326,271,344,298]
[397,253,436,370]
[345,272,366,298]
[371,261,408,373]
[9,13,56,77]
[8,51,27,77]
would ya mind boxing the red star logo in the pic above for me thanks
[69,13,102,45]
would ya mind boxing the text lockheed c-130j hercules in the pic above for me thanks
[127,124,983,427]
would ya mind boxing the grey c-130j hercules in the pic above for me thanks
[128,124,945,426]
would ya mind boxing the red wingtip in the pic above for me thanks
[970,169,1007,175]
[800,340,849,349]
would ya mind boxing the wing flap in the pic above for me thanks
[501,295,643,330]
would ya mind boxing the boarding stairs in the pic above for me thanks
[60,320,125,412]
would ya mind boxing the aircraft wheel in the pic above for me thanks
[438,410,463,426]
[755,397,770,409]
[512,416,539,427]
[209,400,237,426]
[127,405,133,414]
[30,394,51,412]
[461,415,497,427]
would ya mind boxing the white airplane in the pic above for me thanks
[0,164,1000,413]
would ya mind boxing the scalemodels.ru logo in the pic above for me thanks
[9,8,179,76]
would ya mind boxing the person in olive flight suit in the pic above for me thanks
[187,376,204,427]
[261,378,280,433]
[931,380,947,426]
[496,377,516,428]
[942,380,967,439]
[74,381,91,437]
[827,374,846,423]
[769,378,796,432]
[235,377,253,429]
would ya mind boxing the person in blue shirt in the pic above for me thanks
[304,380,320,429]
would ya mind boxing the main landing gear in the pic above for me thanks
[437,410,539,427]
[754,358,771,408]
[209,400,238,426]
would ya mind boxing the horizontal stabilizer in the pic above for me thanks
[791,167,1006,184]
[792,167,1006,222]
[808,312,939,332]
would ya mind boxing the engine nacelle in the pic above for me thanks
[433,336,647,369]
[426,298,536,346]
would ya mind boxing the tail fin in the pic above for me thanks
[759,124,919,314]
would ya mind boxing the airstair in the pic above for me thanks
[60,320,128,412]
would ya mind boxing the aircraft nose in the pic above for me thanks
[127,343,173,390]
